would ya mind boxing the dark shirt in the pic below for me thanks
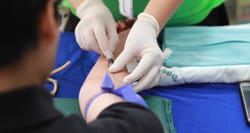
[0,86,164,133]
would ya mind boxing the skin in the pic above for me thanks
[144,0,183,29]
[68,0,83,9]
[79,29,130,123]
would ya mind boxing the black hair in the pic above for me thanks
[0,0,60,68]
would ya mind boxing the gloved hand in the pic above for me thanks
[109,13,164,92]
[75,0,119,59]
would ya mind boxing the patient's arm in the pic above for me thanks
[79,30,130,123]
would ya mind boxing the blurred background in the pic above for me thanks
[225,0,250,24]
[58,0,250,31]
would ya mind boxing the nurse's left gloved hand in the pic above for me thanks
[109,13,164,92]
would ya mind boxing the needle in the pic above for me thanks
[104,51,114,67]
[108,58,114,67]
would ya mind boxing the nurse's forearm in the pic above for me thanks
[144,0,183,29]
[68,0,83,9]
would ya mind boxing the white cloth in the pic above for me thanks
[118,0,133,19]
[159,65,250,86]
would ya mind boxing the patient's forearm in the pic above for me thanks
[79,30,130,123]
[79,56,128,122]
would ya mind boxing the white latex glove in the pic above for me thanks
[109,13,164,92]
[75,0,119,59]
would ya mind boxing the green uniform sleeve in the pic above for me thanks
[60,0,224,26]
[104,0,225,26]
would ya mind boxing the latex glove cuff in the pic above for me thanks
[76,0,103,18]
[137,13,160,36]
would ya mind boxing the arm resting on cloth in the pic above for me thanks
[79,56,125,122]
[78,30,164,133]
[79,29,134,122]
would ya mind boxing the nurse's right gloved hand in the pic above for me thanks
[75,0,119,59]
[109,13,164,92]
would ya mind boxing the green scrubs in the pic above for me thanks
[61,0,224,26]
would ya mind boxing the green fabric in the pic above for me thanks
[167,0,224,26]
[61,0,224,26]
[61,0,77,15]
[54,96,175,133]
[143,96,176,133]
[54,98,81,116]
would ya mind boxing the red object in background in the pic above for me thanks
[116,19,136,33]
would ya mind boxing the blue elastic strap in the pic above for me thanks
[101,73,148,107]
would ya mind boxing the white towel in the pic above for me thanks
[159,65,250,86]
